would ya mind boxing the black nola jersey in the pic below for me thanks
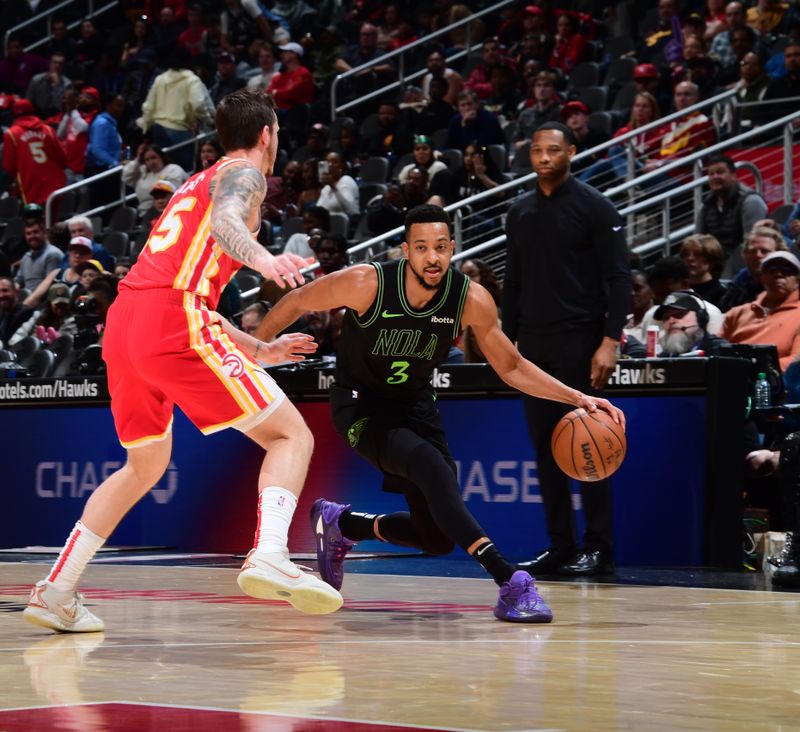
[335,260,470,400]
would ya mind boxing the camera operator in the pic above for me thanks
[86,274,117,339]
[72,275,118,375]
[74,274,118,350]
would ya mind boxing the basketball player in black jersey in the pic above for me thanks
[254,205,624,622]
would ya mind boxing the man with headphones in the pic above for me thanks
[652,291,729,356]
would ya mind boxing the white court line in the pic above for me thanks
[2,638,799,653]
[0,560,788,595]
[689,599,800,606]
[87,554,233,563]
[0,699,541,732]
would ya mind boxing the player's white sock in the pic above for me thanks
[46,521,106,591]
[254,486,298,554]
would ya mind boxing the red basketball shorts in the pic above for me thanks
[103,289,285,448]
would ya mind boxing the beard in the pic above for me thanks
[659,327,700,356]
[406,258,442,291]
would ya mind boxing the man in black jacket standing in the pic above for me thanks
[503,122,631,576]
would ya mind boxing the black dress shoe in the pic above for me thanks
[558,550,615,576]
[772,561,800,588]
[517,548,575,575]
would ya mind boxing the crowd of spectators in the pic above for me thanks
[2,0,800,580]
[2,1,800,389]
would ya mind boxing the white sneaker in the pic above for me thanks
[237,550,343,615]
[23,580,105,633]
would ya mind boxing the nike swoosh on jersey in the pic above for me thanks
[612,225,623,231]
[381,310,403,318]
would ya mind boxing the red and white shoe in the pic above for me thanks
[237,550,343,615]
[23,580,105,633]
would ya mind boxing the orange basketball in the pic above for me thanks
[551,408,627,482]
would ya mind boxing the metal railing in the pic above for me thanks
[330,0,514,120]
[347,87,739,262]
[44,132,219,229]
[5,0,117,54]
[620,160,762,259]
[419,109,800,281]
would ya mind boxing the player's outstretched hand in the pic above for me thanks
[576,394,626,430]
[256,252,315,289]
[263,333,318,363]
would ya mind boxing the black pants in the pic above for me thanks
[329,383,485,553]
[517,325,613,554]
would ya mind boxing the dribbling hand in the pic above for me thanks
[576,394,626,430]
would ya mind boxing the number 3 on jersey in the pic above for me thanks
[148,197,197,253]
[387,360,409,384]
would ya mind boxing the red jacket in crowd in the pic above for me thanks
[266,66,315,110]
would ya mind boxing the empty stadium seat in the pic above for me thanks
[567,62,600,90]
[28,348,55,377]
[604,57,636,88]
[11,336,40,368]
[280,217,305,239]
[577,86,609,113]
[392,152,415,179]
[48,334,74,376]
[235,271,261,293]
[359,157,390,183]
[589,111,615,136]
[359,182,388,209]
[329,212,349,237]
[0,197,21,222]
[440,149,463,170]
[612,81,637,112]
[107,205,138,234]
[510,142,533,176]
[485,144,507,173]
[102,231,130,258]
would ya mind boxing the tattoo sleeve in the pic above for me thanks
[209,163,267,269]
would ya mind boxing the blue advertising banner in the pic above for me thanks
[0,394,706,565]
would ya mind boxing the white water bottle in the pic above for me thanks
[754,372,771,409]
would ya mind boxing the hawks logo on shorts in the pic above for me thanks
[120,158,246,311]
[221,353,246,378]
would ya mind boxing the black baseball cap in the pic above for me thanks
[653,292,705,320]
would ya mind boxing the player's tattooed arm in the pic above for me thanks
[209,163,266,270]
[210,162,307,287]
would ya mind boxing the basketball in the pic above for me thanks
[551,408,627,482]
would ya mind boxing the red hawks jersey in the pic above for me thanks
[122,158,251,310]
[1,115,67,205]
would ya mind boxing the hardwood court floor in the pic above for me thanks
[1,559,799,731]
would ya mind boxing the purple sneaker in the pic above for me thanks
[310,499,355,591]
[494,571,553,623]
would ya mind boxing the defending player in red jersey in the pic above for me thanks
[24,89,343,634]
